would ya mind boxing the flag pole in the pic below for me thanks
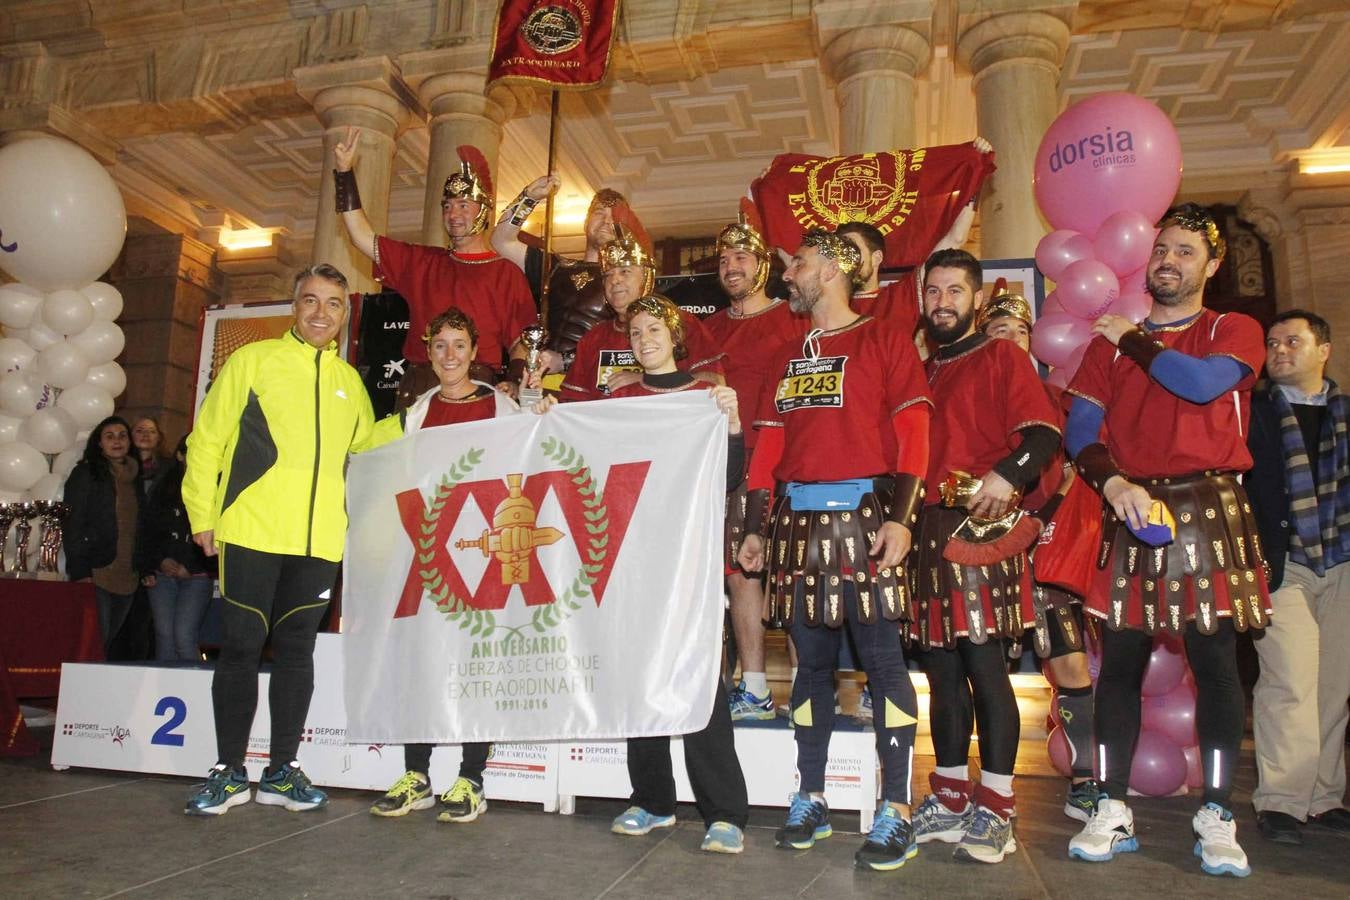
[539,89,561,330]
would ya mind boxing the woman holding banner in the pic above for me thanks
[535,294,750,853]
[367,307,521,823]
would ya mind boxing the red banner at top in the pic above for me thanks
[488,0,619,90]
[751,142,996,268]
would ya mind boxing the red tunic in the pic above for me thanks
[374,237,537,368]
[1066,308,1265,477]
[923,336,1060,497]
[852,273,920,339]
[754,316,929,483]
[419,388,497,429]
[560,310,726,402]
[703,299,809,450]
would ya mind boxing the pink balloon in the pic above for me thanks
[1129,730,1188,797]
[1117,264,1148,297]
[1058,259,1121,320]
[1040,290,1067,319]
[1034,92,1183,236]
[1029,312,1093,369]
[1113,290,1152,323]
[1142,679,1198,747]
[1183,744,1204,790]
[1093,211,1158,277]
[1047,724,1073,778]
[1046,367,1071,389]
[1141,637,1186,697]
[1036,229,1094,281]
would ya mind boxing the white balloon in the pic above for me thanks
[36,340,90,389]
[0,337,35,374]
[0,414,20,443]
[41,289,95,336]
[27,471,64,502]
[69,320,124,365]
[17,406,77,454]
[24,320,60,351]
[0,441,47,492]
[0,283,42,330]
[0,137,127,291]
[56,383,114,429]
[85,360,127,397]
[81,282,124,322]
[0,371,43,418]
[52,447,80,478]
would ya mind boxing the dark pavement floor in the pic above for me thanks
[2,728,1348,899]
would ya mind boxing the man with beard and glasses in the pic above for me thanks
[907,249,1060,864]
[1064,203,1269,877]
[704,202,808,721]
[493,178,632,377]
[333,129,536,402]
[739,229,930,872]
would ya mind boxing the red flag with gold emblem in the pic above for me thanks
[751,142,996,268]
[488,0,620,90]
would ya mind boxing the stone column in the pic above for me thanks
[957,8,1073,259]
[819,24,931,154]
[296,58,418,294]
[109,232,222,444]
[400,47,523,246]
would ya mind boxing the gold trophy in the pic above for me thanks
[13,501,38,574]
[517,322,548,407]
[36,500,68,578]
[0,503,15,574]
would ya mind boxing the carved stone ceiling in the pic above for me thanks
[36,6,1350,250]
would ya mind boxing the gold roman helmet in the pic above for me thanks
[977,279,1034,333]
[1157,202,1226,261]
[442,144,494,235]
[599,206,656,295]
[800,228,861,280]
[716,197,771,296]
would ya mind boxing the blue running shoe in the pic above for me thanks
[855,805,918,871]
[775,792,832,849]
[701,821,745,854]
[1069,797,1139,862]
[611,806,676,835]
[1193,803,1251,877]
[955,804,1017,863]
[256,761,328,811]
[184,764,251,816]
[728,682,775,721]
[911,792,974,844]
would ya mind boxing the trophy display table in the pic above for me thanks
[0,579,102,757]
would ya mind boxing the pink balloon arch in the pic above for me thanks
[1030,92,1182,383]
[1046,631,1202,796]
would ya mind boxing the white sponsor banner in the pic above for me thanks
[342,393,728,745]
[50,635,559,808]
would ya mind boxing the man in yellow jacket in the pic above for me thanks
[183,263,375,815]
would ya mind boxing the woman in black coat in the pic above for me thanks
[64,415,142,653]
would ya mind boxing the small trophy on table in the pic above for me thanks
[12,501,39,575]
[0,503,15,574]
[35,500,68,578]
[517,322,548,407]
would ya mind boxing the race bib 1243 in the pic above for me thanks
[774,355,846,412]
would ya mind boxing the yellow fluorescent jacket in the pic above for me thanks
[183,329,376,562]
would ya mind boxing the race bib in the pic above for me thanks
[597,349,642,391]
[774,355,846,412]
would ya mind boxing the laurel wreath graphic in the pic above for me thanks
[417,439,609,641]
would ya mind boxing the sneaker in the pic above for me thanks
[611,806,675,835]
[1064,780,1100,823]
[854,805,918,871]
[437,776,487,823]
[701,821,745,854]
[370,770,434,818]
[184,764,251,816]
[1069,797,1138,862]
[955,805,1017,863]
[911,793,974,844]
[255,761,327,812]
[775,792,832,849]
[1256,810,1302,845]
[1192,803,1251,877]
[728,682,775,721]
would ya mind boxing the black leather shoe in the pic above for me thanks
[1310,808,1350,832]
[1256,810,1303,845]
